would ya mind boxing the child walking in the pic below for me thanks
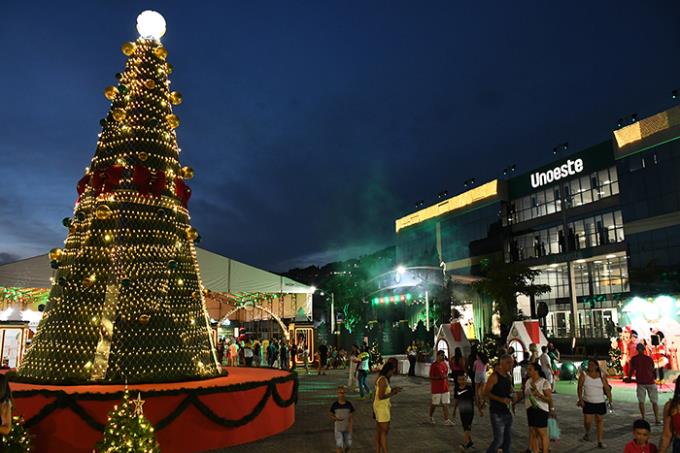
[452,373,476,450]
[625,419,657,452]
[330,386,354,453]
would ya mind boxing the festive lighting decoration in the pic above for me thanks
[0,415,33,451]
[17,18,220,385]
[180,166,194,179]
[136,10,166,40]
[96,389,160,453]
[104,85,119,100]
[121,42,136,56]
[153,46,168,60]
[395,180,499,232]
[169,91,183,105]
[95,204,113,220]
[372,293,414,305]
[111,108,126,122]
[166,113,180,129]
[48,248,64,261]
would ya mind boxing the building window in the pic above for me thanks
[506,166,619,225]
[508,210,626,262]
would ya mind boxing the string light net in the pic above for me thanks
[18,31,220,384]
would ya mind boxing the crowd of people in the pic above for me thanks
[325,339,680,453]
[215,337,352,375]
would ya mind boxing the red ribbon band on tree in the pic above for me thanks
[174,177,192,207]
[133,165,166,197]
[76,173,91,201]
[91,165,124,196]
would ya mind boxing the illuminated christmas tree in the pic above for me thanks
[18,11,220,384]
[96,390,160,453]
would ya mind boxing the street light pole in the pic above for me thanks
[331,292,335,335]
[425,290,430,331]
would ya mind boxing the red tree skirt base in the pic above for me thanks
[12,368,297,453]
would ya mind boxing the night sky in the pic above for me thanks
[1,1,680,271]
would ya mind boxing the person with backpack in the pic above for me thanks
[577,358,613,449]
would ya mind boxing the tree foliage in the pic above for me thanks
[473,260,551,330]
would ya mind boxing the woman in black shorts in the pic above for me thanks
[577,359,612,449]
[523,362,552,453]
[452,373,476,450]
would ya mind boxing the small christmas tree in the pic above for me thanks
[369,341,383,369]
[608,345,623,376]
[1,416,33,452]
[96,390,160,453]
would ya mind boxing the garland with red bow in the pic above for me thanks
[76,173,91,201]
[82,165,125,197]
[133,165,166,197]
[175,177,192,207]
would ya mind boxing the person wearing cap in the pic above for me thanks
[628,342,660,425]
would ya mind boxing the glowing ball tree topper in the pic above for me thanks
[137,10,166,40]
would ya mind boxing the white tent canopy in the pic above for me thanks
[0,247,313,295]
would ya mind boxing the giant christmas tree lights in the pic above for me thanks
[18,11,220,384]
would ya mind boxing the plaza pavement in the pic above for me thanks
[218,368,673,453]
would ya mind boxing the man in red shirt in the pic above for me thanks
[628,343,660,424]
[429,350,454,425]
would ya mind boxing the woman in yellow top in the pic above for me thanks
[373,361,402,453]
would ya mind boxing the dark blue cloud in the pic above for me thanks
[1,1,679,271]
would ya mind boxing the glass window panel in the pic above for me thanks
[545,189,555,203]
[598,169,609,185]
[614,210,623,226]
[611,181,620,195]
[582,187,593,204]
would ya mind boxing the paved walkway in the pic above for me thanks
[218,368,671,452]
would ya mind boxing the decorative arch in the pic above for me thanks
[219,294,290,341]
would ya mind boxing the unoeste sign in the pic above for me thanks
[530,158,584,188]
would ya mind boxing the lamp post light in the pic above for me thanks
[312,286,336,338]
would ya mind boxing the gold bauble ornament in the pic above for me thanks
[185,227,199,241]
[95,204,113,220]
[83,275,96,288]
[181,166,194,180]
[144,79,156,89]
[191,291,201,300]
[166,114,180,129]
[112,108,126,122]
[169,91,183,105]
[154,46,168,60]
[104,86,119,101]
[121,42,136,56]
[202,288,210,297]
[138,151,149,162]
[138,314,151,326]
[49,248,63,261]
